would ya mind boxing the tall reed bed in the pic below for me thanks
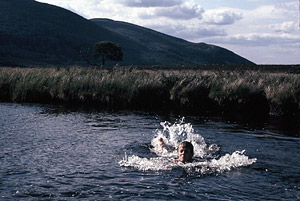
[1,67,299,118]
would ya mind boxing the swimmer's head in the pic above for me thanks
[177,141,194,163]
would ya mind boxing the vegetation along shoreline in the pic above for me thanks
[1,66,300,121]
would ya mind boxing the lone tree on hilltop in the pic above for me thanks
[93,41,123,67]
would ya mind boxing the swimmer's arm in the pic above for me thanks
[158,137,165,147]
[157,137,171,150]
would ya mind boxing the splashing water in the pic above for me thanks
[119,118,256,175]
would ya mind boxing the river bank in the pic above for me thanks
[1,66,300,122]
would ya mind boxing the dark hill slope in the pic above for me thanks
[91,18,254,65]
[0,0,254,66]
[0,0,134,66]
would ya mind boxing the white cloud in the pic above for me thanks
[270,21,299,33]
[274,1,299,15]
[205,33,300,48]
[138,3,204,20]
[203,1,300,63]
[244,2,298,24]
[203,9,243,25]
[119,0,182,7]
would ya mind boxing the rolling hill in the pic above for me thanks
[0,0,254,67]
[91,18,254,66]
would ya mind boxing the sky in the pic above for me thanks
[35,0,300,64]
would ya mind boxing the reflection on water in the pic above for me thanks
[0,103,299,200]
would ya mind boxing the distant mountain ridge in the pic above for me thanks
[91,18,254,66]
[0,0,254,67]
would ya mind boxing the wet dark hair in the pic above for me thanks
[179,141,194,156]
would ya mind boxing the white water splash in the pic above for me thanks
[192,150,257,175]
[119,119,257,174]
[119,154,177,171]
[150,118,213,158]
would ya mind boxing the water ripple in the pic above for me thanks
[1,103,299,201]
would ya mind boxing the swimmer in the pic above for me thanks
[157,138,194,163]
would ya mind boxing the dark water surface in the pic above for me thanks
[0,103,299,200]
